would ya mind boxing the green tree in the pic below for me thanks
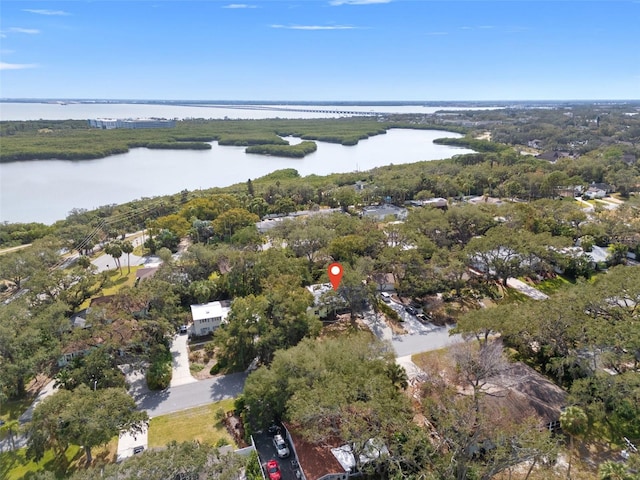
[560,405,588,480]
[105,242,123,274]
[66,441,248,480]
[212,208,260,241]
[598,460,633,480]
[27,386,148,464]
[121,240,134,274]
[54,348,127,391]
[213,295,268,371]
[0,249,36,289]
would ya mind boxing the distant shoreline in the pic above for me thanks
[3,99,637,108]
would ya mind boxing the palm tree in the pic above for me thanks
[121,241,134,274]
[105,242,123,275]
[560,405,588,480]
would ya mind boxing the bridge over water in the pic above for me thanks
[178,103,387,116]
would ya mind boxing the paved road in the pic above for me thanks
[134,371,248,418]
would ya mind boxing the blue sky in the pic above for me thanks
[1,0,638,101]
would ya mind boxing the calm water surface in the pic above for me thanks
[0,102,498,121]
[1,129,473,224]
[0,103,483,224]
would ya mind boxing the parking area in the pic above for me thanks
[253,427,301,480]
[116,425,148,462]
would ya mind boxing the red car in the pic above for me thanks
[266,460,281,480]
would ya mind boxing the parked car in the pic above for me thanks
[380,292,392,303]
[179,325,188,334]
[266,460,282,480]
[416,313,428,323]
[273,434,290,458]
[405,306,417,316]
[133,446,145,454]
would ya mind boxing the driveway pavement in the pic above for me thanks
[116,425,148,462]
[170,334,197,387]
[506,278,549,300]
[361,302,463,358]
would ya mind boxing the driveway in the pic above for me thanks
[361,302,463,358]
[253,428,300,480]
[170,334,197,387]
[116,425,148,462]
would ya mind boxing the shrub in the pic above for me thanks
[146,344,172,390]
[214,408,226,423]
[378,300,402,322]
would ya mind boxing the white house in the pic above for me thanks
[190,301,230,336]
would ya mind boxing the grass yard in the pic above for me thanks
[530,275,574,295]
[0,440,117,480]
[76,265,142,310]
[101,265,142,296]
[148,399,236,448]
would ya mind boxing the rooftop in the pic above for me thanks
[190,301,229,321]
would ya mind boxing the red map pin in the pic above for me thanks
[328,262,344,290]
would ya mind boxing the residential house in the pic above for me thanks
[306,283,349,320]
[371,273,395,292]
[527,139,543,149]
[537,150,574,163]
[58,318,137,367]
[190,301,230,336]
[479,362,567,431]
[361,204,408,221]
[584,186,607,199]
[405,197,448,209]
[286,424,389,480]
[352,180,367,191]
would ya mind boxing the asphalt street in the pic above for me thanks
[135,371,248,418]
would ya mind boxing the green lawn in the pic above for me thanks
[0,441,118,480]
[148,400,236,448]
[101,265,141,296]
[530,275,574,295]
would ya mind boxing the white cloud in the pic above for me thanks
[8,27,41,34]
[271,24,356,30]
[222,4,258,8]
[478,25,494,29]
[0,49,15,55]
[0,62,38,70]
[330,0,390,5]
[23,9,70,16]
[426,32,448,36]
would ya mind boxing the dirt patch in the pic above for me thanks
[25,374,52,397]
[224,413,248,448]
[188,344,217,380]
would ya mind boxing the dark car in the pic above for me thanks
[133,446,145,454]
[405,306,417,316]
[178,325,188,335]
